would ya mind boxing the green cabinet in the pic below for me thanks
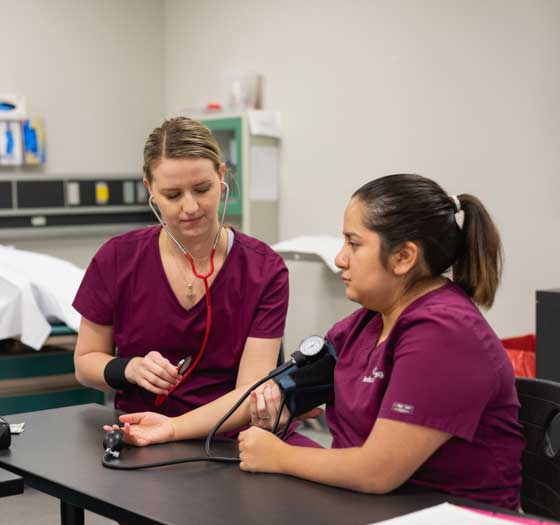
[201,113,279,245]
[203,117,243,217]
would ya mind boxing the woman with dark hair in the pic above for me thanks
[237,174,523,510]
[113,174,523,509]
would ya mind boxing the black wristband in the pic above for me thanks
[103,357,133,390]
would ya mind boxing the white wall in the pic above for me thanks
[164,0,560,339]
[1,0,166,266]
[2,1,558,340]
[1,0,165,176]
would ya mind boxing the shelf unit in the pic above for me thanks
[0,175,153,234]
[200,113,280,245]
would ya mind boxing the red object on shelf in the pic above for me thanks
[501,334,536,378]
[206,103,222,111]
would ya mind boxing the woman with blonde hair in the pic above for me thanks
[74,117,291,432]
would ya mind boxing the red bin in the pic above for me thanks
[501,334,536,378]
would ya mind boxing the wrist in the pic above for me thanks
[273,438,291,474]
[104,357,134,390]
[169,417,181,441]
[124,357,139,385]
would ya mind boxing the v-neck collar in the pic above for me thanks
[153,226,236,314]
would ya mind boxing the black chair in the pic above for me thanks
[516,377,560,520]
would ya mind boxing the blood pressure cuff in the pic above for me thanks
[273,340,337,417]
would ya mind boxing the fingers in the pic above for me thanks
[255,389,269,420]
[138,370,175,394]
[129,352,180,395]
[262,385,279,428]
[237,428,268,473]
[262,383,290,430]
[139,383,169,396]
[145,352,180,384]
[249,385,283,430]
[249,391,271,429]
[105,417,154,447]
[249,392,261,426]
[119,412,147,425]
[122,422,148,447]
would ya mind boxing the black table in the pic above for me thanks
[0,466,23,498]
[0,404,529,525]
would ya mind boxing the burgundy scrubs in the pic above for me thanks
[73,226,288,418]
[325,282,524,510]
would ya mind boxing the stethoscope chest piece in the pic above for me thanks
[177,356,192,375]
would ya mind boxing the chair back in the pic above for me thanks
[516,377,560,519]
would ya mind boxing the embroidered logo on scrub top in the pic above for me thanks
[362,367,384,384]
[392,402,414,414]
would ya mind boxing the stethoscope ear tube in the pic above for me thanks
[150,181,230,407]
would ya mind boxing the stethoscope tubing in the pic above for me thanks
[148,181,230,407]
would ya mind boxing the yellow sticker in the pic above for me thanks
[96,182,109,204]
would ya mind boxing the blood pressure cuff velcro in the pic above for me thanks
[273,343,337,417]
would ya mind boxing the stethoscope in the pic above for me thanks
[148,180,230,408]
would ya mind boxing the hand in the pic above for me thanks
[249,382,324,432]
[249,382,289,431]
[103,411,176,447]
[124,351,180,395]
[238,426,287,473]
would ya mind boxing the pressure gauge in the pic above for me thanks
[298,336,325,357]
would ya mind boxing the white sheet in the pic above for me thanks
[0,245,85,350]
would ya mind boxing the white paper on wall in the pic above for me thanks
[247,110,282,138]
[250,145,279,201]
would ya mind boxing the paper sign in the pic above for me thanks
[250,145,279,201]
[247,110,282,138]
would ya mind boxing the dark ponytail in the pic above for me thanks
[353,174,503,308]
[452,194,503,308]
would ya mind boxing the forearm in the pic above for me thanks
[74,352,114,391]
[277,444,388,494]
[171,383,254,440]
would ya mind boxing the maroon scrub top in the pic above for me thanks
[325,282,524,510]
[73,226,289,417]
